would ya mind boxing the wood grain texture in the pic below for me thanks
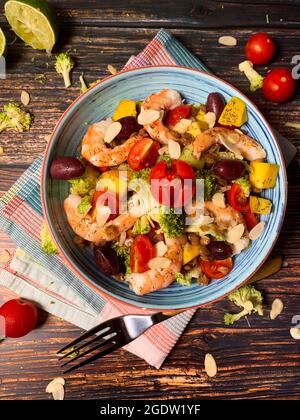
[0,0,300,400]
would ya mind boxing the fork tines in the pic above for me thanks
[57,321,120,374]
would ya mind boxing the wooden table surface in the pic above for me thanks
[0,0,300,400]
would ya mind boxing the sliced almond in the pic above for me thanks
[107,64,117,75]
[204,353,217,378]
[232,236,250,255]
[0,249,10,264]
[104,121,122,143]
[137,109,160,125]
[154,241,168,257]
[96,205,111,227]
[52,377,65,386]
[270,298,284,320]
[148,257,171,270]
[168,139,181,159]
[219,134,243,159]
[0,146,4,155]
[212,192,226,209]
[52,384,65,400]
[227,223,245,244]
[21,90,30,106]
[249,221,265,241]
[158,146,169,155]
[204,112,216,129]
[218,36,237,47]
[290,327,300,340]
[173,118,191,134]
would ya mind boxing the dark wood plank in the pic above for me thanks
[1,0,299,28]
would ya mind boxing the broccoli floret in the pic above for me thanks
[68,165,99,196]
[132,215,151,235]
[175,272,192,287]
[130,167,151,182]
[224,285,264,325]
[239,60,264,92]
[196,169,217,201]
[55,52,74,88]
[158,207,185,238]
[234,176,251,197]
[80,73,88,93]
[0,103,32,133]
[112,242,131,274]
[77,195,92,214]
[40,222,58,255]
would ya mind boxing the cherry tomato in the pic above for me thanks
[130,235,154,273]
[165,105,192,127]
[244,209,259,231]
[127,138,160,171]
[150,159,195,207]
[227,183,250,213]
[245,33,276,65]
[0,298,38,338]
[200,258,233,279]
[91,190,119,220]
[263,68,296,103]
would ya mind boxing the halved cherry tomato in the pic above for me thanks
[245,33,275,65]
[91,190,119,221]
[165,105,192,127]
[227,183,250,213]
[244,209,259,231]
[150,159,195,207]
[130,235,154,273]
[127,138,160,171]
[200,258,233,279]
[263,68,296,103]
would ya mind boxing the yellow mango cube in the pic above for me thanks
[195,109,209,130]
[112,100,137,121]
[250,196,272,214]
[186,121,202,138]
[97,170,127,196]
[218,96,248,127]
[183,243,201,265]
[249,162,279,189]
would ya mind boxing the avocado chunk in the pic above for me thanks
[179,144,205,170]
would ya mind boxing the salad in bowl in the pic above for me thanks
[49,87,279,297]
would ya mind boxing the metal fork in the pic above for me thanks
[57,312,172,373]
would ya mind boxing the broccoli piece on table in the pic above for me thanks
[0,103,32,133]
[239,60,264,92]
[40,222,58,255]
[224,285,264,325]
[80,73,88,93]
[55,52,74,88]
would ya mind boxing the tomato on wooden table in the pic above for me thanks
[245,33,276,65]
[227,183,250,213]
[244,209,259,231]
[91,190,119,220]
[263,68,296,103]
[150,159,195,207]
[165,105,192,126]
[200,258,233,279]
[127,138,160,171]
[130,235,154,273]
[0,298,38,338]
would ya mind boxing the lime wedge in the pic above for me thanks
[0,28,7,56]
[4,0,59,53]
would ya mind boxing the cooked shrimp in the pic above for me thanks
[81,119,147,167]
[126,237,183,295]
[205,201,245,230]
[142,89,188,145]
[193,127,266,161]
[64,194,137,243]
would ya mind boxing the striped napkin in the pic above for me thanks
[0,29,296,368]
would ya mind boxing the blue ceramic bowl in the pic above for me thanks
[41,66,287,310]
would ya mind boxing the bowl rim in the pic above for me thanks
[41,64,287,312]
